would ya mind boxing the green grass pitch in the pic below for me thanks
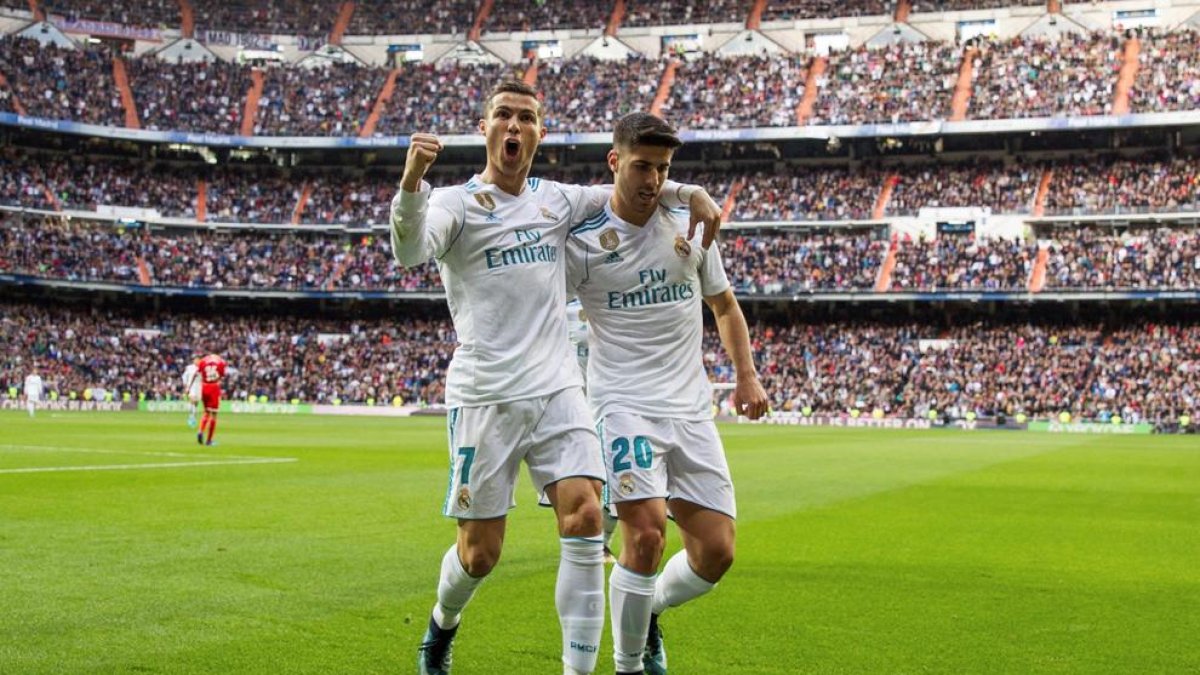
[1,411,1197,674]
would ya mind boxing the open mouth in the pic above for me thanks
[503,138,520,160]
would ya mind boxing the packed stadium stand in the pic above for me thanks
[1,0,1198,431]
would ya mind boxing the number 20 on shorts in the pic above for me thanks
[612,436,652,472]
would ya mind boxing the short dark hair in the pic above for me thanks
[483,79,543,120]
[613,112,682,150]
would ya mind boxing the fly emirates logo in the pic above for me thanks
[483,228,558,270]
[607,267,695,309]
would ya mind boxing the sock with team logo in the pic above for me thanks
[652,550,716,615]
[557,537,604,673]
[431,544,483,630]
[610,563,657,672]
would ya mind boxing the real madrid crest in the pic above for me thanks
[474,193,496,211]
[457,485,472,510]
[599,229,620,252]
[540,206,558,221]
[618,473,636,496]
[674,235,692,258]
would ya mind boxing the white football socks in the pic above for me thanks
[431,544,483,630]
[652,550,716,616]
[557,537,604,674]
[610,563,658,672]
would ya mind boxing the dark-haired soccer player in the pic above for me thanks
[566,112,769,675]
[391,81,722,675]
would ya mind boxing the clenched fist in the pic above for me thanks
[400,133,443,193]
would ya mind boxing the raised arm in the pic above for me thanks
[704,288,769,420]
[390,133,458,267]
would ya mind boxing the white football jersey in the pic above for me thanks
[566,298,589,381]
[24,374,43,396]
[183,363,199,390]
[391,176,610,407]
[566,203,730,420]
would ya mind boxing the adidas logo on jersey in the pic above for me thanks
[603,251,623,264]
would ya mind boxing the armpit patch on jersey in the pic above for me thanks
[599,229,620,251]
[674,235,692,258]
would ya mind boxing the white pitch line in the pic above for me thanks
[0,457,297,475]
[0,444,275,460]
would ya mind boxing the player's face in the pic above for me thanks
[479,92,545,175]
[609,143,673,216]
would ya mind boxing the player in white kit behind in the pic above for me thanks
[390,80,722,675]
[24,365,44,418]
[566,112,769,675]
[182,358,202,427]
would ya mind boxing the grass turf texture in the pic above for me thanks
[1,411,1197,674]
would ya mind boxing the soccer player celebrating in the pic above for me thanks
[195,353,226,446]
[183,357,202,427]
[390,80,721,675]
[23,365,44,418]
[565,112,770,675]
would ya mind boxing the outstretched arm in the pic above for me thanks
[571,181,723,247]
[704,289,769,420]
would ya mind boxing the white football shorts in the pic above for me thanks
[442,386,604,519]
[598,412,737,520]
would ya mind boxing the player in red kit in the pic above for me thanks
[196,354,227,446]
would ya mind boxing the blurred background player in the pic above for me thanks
[23,365,43,418]
[566,113,769,675]
[196,353,227,446]
[183,357,202,427]
[566,298,619,565]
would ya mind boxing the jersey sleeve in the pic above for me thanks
[699,243,732,297]
[389,182,461,267]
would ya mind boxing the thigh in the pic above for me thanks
[526,387,605,494]
[442,402,535,520]
[599,412,672,507]
[665,419,737,520]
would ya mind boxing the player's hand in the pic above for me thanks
[686,189,722,249]
[400,133,443,193]
[732,376,770,420]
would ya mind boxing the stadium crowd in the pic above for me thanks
[812,42,961,125]
[536,55,664,132]
[1132,28,1200,114]
[482,0,612,33]
[0,302,453,406]
[970,32,1121,119]
[1045,156,1200,215]
[3,301,1196,427]
[1043,226,1200,290]
[705,319,1200,426]
[665,54,808,129]
[723,229,888,293]
[3,149,1198,225]
[3,28,1200,135]
[889,235,1037,291]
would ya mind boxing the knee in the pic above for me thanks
[560,500,603,538]
[459,543,502,577]
[626,526,666,569]
[697,540,735,583]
